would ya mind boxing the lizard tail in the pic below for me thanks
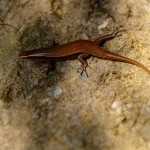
[105,52,150,75]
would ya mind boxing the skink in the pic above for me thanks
[19,27,150,76]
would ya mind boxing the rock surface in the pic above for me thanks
[0,0,150,150]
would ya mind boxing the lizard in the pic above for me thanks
[19,27,150,77]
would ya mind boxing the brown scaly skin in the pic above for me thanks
[19,27,150,76]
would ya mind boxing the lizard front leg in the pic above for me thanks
[46,60,55,74]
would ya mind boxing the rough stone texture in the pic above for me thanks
[0,0,150,150]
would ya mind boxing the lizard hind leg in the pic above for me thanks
[78,53,91,77]
[94,26,126,45]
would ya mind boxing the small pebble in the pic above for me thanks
[111,101,121,110]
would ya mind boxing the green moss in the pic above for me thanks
[0,33,19,73]
[19,18,56,50]
[1,85,13,103]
